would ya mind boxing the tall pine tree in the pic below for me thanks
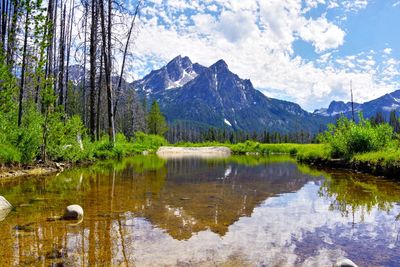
[147,100,167,136]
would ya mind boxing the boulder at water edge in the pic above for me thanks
[63,204,84,220]
[334,258,358,267]
[0,196,12,222]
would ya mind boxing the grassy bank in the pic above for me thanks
[0,132,167,167]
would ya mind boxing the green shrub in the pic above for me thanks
[322,115,393,159]
[46,114,87,162]
[0,144,21,164]
[133,132,168,151]
[16,107,43,164]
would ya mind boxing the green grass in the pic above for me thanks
[352,148,400,168]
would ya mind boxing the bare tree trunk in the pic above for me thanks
[6,0,18,68]
[64,0,75,115]
[113,1,140,116]
[52,0,58,100]
[17,3,30,127]
[0,0,9,51]
[82,2,88,126]
[89,0,98,140]
[58,4,66,107]
[99,0,115,144]
[96,53,103,141]
[45,0,54,79]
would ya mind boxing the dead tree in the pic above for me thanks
[89,0,98,140]
[99,0,115,144]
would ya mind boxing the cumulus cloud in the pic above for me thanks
[87,0,398,111]
[299,17,346,53]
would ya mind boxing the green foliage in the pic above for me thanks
[91,132,168,161]
[133,131,168,151]
[321,115,393,158]
[46,113,87,162]
[147,100,168,136]
[16,107,43,163]
[0,57,18,113]
[0,144,21,165]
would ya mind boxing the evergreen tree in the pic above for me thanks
[389,110,399,133]
[147,100,168,136]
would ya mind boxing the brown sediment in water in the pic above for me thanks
[0,166,59,179]
[0,161,95,180]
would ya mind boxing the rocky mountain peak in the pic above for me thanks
[210,59,229,73]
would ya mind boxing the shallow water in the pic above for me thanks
[0,155,400,266]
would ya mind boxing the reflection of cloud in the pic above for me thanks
[79,182,398,266]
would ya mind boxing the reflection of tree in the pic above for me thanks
[319,172,400,220]
[5,155,384,265]
[0,156,168,266]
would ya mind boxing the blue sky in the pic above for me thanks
[121,0,400,111]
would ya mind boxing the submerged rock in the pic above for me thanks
[334,258,358,267]
[63,205,84,220]
[0,196,12,222]
[0,196,12,210]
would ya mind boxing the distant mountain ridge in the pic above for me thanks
[314,90,400,119]
[133,55,330,133]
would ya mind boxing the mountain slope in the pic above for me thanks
[315,90,400,119]
[134,56,330,133]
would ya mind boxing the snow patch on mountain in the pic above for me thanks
[224,119,232,127]
[166,70,198,90]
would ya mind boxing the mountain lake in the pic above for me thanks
[0,155,400,266]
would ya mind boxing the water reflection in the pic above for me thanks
[0,156,399,266]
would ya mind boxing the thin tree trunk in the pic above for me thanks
[99,0,115,144]
[17,4,30,127]
[96,54,103,141]
[113,2,140,116]
[64,0,75,115]
[6,0,18,68]
[45,0,54,79]
[52,0,58,99]
[82,2,88,126]
[89,0,98,140]
[58,4,66,107]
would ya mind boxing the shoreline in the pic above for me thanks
[1,144,398,181]
[299,157,400,179]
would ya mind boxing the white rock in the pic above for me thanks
[334,258,358,267]
[63,204,84,220]
[0,196,12,210]
[0,196,12,222]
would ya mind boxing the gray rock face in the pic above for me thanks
[334,258,358,267]
[134,56,331,133]
[0,196,12,222]
[63,204,84,220]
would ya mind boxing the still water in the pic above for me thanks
[0,155,400,266]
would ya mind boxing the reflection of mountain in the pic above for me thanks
[2,156,400,266]
[143,158,319,239]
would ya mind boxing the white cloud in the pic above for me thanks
[69,0,398,111]
[299,17,346,53]
[384,48,393,54]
